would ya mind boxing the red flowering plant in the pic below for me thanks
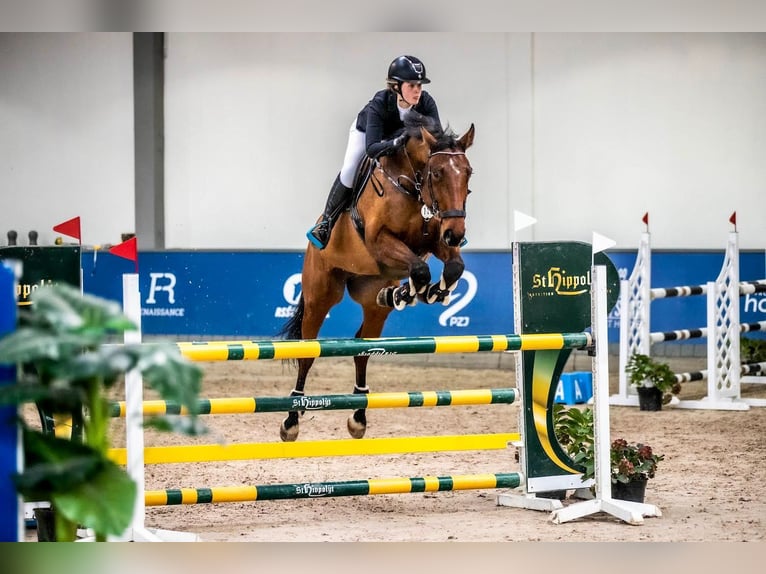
[610,438,664,484]
[553,405,664,486]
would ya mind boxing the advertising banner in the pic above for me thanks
[0,246,81,306]
[79,249,764,341]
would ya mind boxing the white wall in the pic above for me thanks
[1,33,764,251]
[162,32,766,250]
[0,33,134,247]
[533,33,766,248]
[163,33,518,249]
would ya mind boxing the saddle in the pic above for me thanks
[348,157,376,239]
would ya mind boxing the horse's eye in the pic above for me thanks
[431,168,442,180]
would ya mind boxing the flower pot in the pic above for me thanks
[611,478,648,503]
[636,386,663,411]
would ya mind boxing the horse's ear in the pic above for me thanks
[458,123,475,150]
[420,126,437,149]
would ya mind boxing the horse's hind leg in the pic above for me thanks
[280,261,347,442]
[346,279,395,439]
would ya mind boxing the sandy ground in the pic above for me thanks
[92,352,766,543]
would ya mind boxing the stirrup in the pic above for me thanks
[306,222,329,249]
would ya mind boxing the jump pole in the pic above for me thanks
[108,433,521,465]
[107,388,519,417]
[144,473,522,506]
[176,333,591,362]
[613,228,766,410]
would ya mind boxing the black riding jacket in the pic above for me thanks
[355,89,441,159]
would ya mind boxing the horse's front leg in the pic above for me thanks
[347,354,370,438]
[375,257,431,309]
[423,252,464,305]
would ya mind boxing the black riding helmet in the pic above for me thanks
[387,55,431,84]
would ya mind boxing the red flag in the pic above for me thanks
[642,212,649,226]
[729,211,737,226]
[109,237,138,262]
[53,216,81,242]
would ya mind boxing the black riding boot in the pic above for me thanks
[306,175,352,249]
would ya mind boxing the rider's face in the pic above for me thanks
[398,82,422,106]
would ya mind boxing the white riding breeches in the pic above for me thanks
[339,120,367,188]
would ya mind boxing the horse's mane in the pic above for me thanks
[402,111,460,152]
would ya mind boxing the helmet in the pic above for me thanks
[387,55,431,84]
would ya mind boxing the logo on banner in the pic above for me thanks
[743,293,766,315]
[607,266,630,329]
[438,271,477,327]
[275,273,302,318]
[144,272,185,317]
[530,266,591,297]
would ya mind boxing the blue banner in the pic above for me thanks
[607,250,766,341]
[81,249,765,342]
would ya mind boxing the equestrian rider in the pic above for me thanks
[306,55,441,249]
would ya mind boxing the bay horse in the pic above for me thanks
[279,114,475,441]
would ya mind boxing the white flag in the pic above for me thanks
[513,210,537,232]
[592,231,617,255]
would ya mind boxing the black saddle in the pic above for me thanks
[349,157,376,239]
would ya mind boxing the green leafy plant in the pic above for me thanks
[741,336,766,364]
[0,283,205,541]
[625,352,681,404]
[551,403,594,479]
[552,404,664,485]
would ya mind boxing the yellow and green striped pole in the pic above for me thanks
[176,332,591,362]
[108,387,517,417]
[145,472,522,505]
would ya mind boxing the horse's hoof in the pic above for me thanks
[347,416,367,439]
[280,422,300,442]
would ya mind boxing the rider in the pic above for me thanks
[306,55,442,249]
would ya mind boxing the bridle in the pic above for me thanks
[373,148,470,224]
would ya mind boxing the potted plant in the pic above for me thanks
[553,405,664,503]
[625,352,681,410]
[609,437,664,502]
[0,283,205,542]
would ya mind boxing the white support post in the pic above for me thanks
[674,232,755,411]
[551,265,662,525]
[611,233,650,406]
[108,274,199,543]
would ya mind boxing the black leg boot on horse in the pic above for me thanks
[306,174,352,250]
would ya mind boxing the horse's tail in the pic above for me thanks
[278,293,305,340]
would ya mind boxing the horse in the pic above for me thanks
[279,114,475,441]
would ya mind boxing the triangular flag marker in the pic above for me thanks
[53,216,81,244]
[513,210,537,232]
[109,237,138,273]
[592,231,617,256]
[729,211,737,231]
